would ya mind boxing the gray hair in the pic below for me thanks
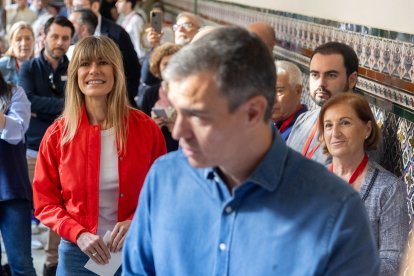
[176,12,203,29]
[164,26,276,121]
[275,60,302,89]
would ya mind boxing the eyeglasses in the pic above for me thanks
[172,22,194,32]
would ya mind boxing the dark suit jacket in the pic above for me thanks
[101,17,140,107]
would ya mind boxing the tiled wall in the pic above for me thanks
[163,0,414,214]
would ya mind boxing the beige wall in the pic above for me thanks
[220,0,414,35]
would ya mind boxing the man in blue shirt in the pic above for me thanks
[123,27,379,275]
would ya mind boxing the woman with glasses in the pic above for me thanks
[0,70,36,275]
[0,21,34,85]
[318,93,409,276]
[33,36,166,274]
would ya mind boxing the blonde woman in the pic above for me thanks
[0,21,34,85]
[33,36,166,274]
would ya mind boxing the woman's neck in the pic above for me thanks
[85,97,111,129]
[332,151,366,180]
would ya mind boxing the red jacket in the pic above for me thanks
[33,107,166,243]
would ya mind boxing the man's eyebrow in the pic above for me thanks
[324,70,339,74]
[180,108,209,116]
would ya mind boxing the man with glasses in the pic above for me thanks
[137,12,202,109]
[18,16,74,276]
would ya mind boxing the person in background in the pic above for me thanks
[5,0,37,32]
[33,35,166,275]
[287,42,358,165]
[115,0,146,63]
[30,0,46,16]
[123,26,379,276]
[272,60,307,141]
[0,36,7,56]
[0,0,6,37]
[140,42,181,152]
[0,70,36,276]
[67,8,98,60]
[58,0,73,18]
[19,15,74,276]
[0,22,34,85]
[318,93,409,276]
[137,11,201,108]
[247,21,276,54]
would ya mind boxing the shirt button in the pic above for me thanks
[120,193,124,198]
[119,156,123,161]
[224,206,233,213]
[219,243,227,251]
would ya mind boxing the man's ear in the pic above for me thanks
[243,95,268,125]
[294,84,302,96]
[348,71,358,89]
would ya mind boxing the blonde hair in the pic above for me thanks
[5,21,34,57]
[61,36,130,154]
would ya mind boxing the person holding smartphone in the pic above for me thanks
[137,11,201,108]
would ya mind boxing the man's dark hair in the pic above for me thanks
[311,42,359,77]
[164,26,276,121]
[125,0,137,9]
[44,15,75,38]
[72,9,98,35]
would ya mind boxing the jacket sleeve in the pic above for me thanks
[377,176,409,276]
[0,86,30,144]
[33,125,87,243]
[18,60,64,115]
[126,117,166,221]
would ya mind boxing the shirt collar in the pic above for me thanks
[203,126,289,192]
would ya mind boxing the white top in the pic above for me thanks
[97,127,119,237]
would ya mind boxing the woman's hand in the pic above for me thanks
[108,220,131,252]
[77,232,111,264]
[146,27,163,48]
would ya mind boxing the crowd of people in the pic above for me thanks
[0,0,411,276]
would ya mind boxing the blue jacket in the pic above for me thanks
[0,55,19,85]
[18,49,68,151]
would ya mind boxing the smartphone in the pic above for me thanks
[152,107,169,118]
[150,10,163,34]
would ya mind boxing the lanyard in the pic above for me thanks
[329,154,369,185]
[301,121,320,159]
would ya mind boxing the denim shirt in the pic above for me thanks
[0,55,19,85]
[123,133,379,276]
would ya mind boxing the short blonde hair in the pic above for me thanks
[61,36,130,153]
[5,21,34,57]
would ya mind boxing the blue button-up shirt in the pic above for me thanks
[123,133,379,275]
